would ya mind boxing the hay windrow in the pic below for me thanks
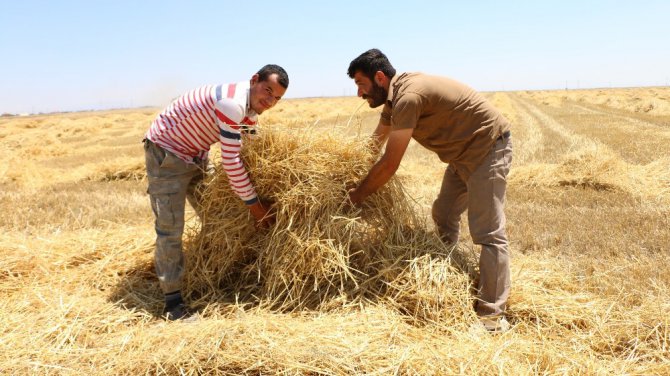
[186,125,468,313]
[86,158,146,182]
[510,145,670,202]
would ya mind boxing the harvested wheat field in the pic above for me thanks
[1,88,669,375]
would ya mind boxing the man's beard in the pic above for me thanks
[364,82,388,108]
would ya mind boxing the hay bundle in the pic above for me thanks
[384,253,476,327]
[185,125,466,313]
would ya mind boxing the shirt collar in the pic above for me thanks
[386,73,401,106]
[245,86,257,117]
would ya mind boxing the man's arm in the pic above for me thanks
[349,127,414,205]
[215,99,274,227]
[368,120,392,156]
[368,102,393,155]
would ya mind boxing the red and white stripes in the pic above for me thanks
[146,81,259,204]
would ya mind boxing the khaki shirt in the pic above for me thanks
[381,72,511,180]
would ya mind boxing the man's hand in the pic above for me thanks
[347,128,413,208]
[348,187,364,207]
[248,201,275,228]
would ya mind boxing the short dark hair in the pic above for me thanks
[347,49,396,80]
[257,64,289,89]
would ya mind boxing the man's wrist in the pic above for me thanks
[244,197,259,206]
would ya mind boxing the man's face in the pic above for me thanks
[249,73,287,114]
[353,71,387,108]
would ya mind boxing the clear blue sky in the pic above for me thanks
[1,0,669,114]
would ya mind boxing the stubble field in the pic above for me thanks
[1,86,669,375]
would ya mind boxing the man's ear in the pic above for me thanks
[250,73,259,86]
[374,71,387,86]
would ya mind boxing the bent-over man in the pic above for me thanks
[143,64,289,320]
[346,49,512,332]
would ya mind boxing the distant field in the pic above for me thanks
[1,87,669,374]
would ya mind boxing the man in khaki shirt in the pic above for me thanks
[347,49,513,332]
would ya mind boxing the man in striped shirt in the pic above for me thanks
[143,64,289,320]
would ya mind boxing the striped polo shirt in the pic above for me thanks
[145,81,259,204]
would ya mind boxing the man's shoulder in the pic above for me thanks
[397,72,459,89]
[391,73,424,108]
[395,72,470,106]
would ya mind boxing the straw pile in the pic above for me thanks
[183,125,474,320]
[510,144,670,202]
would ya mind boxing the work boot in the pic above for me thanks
[163,303,193,321]
[478,316,510,333]
[162,291,197,322]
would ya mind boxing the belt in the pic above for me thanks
[144,138,206,165]
[496,130,511,141]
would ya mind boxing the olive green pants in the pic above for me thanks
[144,139,206,294]
[432,136,513,317]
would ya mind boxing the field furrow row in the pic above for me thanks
[508,94,588,164]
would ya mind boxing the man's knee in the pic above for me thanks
[470,225,508,248]
[432,201,461,243]
[152,190,186,227]
[434,226,459,245]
